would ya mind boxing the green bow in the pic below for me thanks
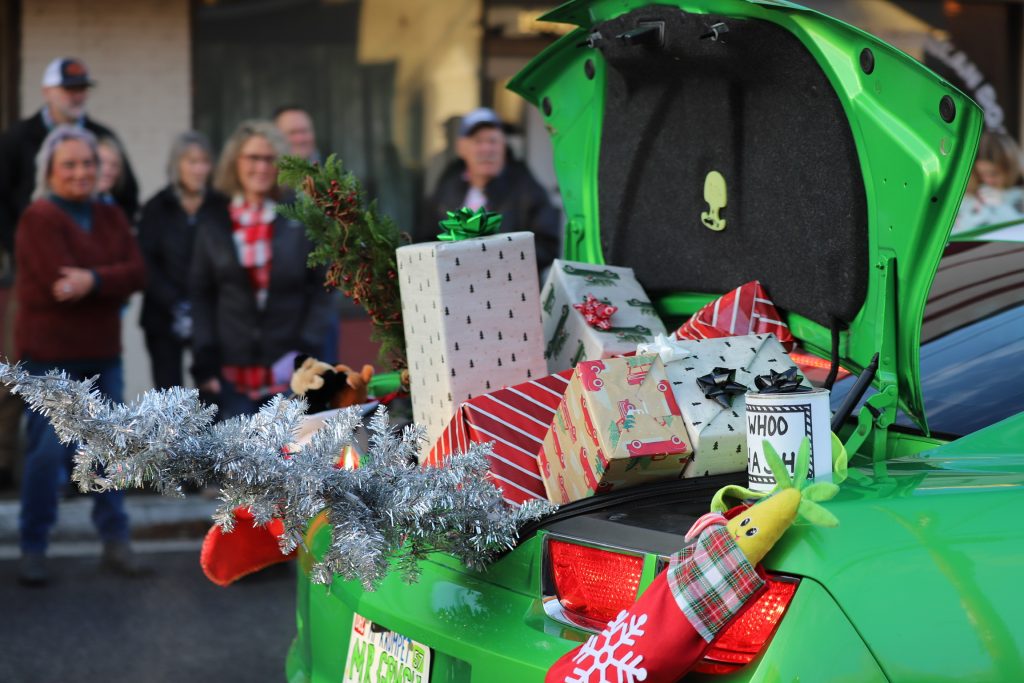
[437,207,503,241]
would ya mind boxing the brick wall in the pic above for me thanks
[20,0,191,201]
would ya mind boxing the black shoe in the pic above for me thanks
[101,542,155,578]
[17,553,49,587]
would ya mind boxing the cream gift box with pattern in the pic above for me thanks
[397,232,547,450]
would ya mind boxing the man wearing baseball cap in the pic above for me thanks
[420,107,561,273]
[0,57,140,254]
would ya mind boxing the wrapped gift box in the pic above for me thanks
[426,369,573,505]
[540,355,693,504]
[397,232,548,448]
[540,259,667,373]
[663,334,808,478]
[674,280,796,351]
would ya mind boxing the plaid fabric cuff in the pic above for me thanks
[667,524,764,642]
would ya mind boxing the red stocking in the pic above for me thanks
[546,514,763,683]
[200,507,297,586]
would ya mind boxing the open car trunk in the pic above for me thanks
[510,0,983,447]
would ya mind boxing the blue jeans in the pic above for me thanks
[19,358,130,553]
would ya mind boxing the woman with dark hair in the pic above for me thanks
[137,131,215,389]
[15,124,147,585]
[190,120,333,419]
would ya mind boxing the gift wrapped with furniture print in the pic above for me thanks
[540,259,667,373]
[660,333,809,478]
[397,208,547,450]
[539,354,693,504]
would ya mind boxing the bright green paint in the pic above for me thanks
[288,416,1024,682]
[288,2,1006,682]
[509,0,983,434]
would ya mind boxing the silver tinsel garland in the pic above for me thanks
[0,363,554,589]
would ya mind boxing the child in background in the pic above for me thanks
[953,131,1024,235]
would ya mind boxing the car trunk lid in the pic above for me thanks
[509,0,983,436]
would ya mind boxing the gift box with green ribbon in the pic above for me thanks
[396,207,547,450]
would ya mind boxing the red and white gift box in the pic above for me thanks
[675,281,795,351]
[426,370,573,505]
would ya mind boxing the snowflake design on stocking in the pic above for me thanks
[565,609,648,683]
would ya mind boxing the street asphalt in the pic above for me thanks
[0,550,296,683]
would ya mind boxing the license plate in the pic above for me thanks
[343,613,432,683]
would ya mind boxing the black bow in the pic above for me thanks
[696,367,747,408]
[754,367,812,394]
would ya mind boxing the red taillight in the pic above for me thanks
[548,539,644,627]
[789,350,851,382]
[693,575,799,674]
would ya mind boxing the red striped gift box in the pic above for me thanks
[427,369,573,504]
[674,280,795,351]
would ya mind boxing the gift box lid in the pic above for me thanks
[508,0,982,432]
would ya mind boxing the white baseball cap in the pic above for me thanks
[459,107,503,137]
[41,57,95,88]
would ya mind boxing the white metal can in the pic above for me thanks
[745,388,831,492]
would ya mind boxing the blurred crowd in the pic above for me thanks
[0,57,559,586]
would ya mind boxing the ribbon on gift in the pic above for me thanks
[696,367,747,408]
[437,207,503,241]
[753,367,812,393]
[637,333,692,364]
[574,294,617,330]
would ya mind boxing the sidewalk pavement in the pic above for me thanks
[0,492,219,547]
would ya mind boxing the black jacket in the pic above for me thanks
[0,110,140,253]
[420,159,562,272]
[189,193,334,384]
[137,186,219,333]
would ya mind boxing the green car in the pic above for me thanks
[288,1,1024,681]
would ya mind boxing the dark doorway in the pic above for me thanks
[192,0,418,230]
[0,0,19,131]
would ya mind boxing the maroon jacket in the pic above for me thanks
[15,199,145,362]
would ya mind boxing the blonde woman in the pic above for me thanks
[190,120,332,418]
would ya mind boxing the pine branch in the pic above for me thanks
[277,154,409,371]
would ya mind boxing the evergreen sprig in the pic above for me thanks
[278,155,408,370]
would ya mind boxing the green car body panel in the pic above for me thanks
[288,417,1024,682]
[285,1,1014,682]
[510,0,982,433]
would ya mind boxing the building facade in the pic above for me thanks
[1,0,1022,399]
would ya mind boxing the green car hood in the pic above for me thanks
[508,0,983,431]
[769,413,1024,680]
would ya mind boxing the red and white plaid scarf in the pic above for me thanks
[223,196,282,400]
[668,522,764,642]
[229,196,275,309]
